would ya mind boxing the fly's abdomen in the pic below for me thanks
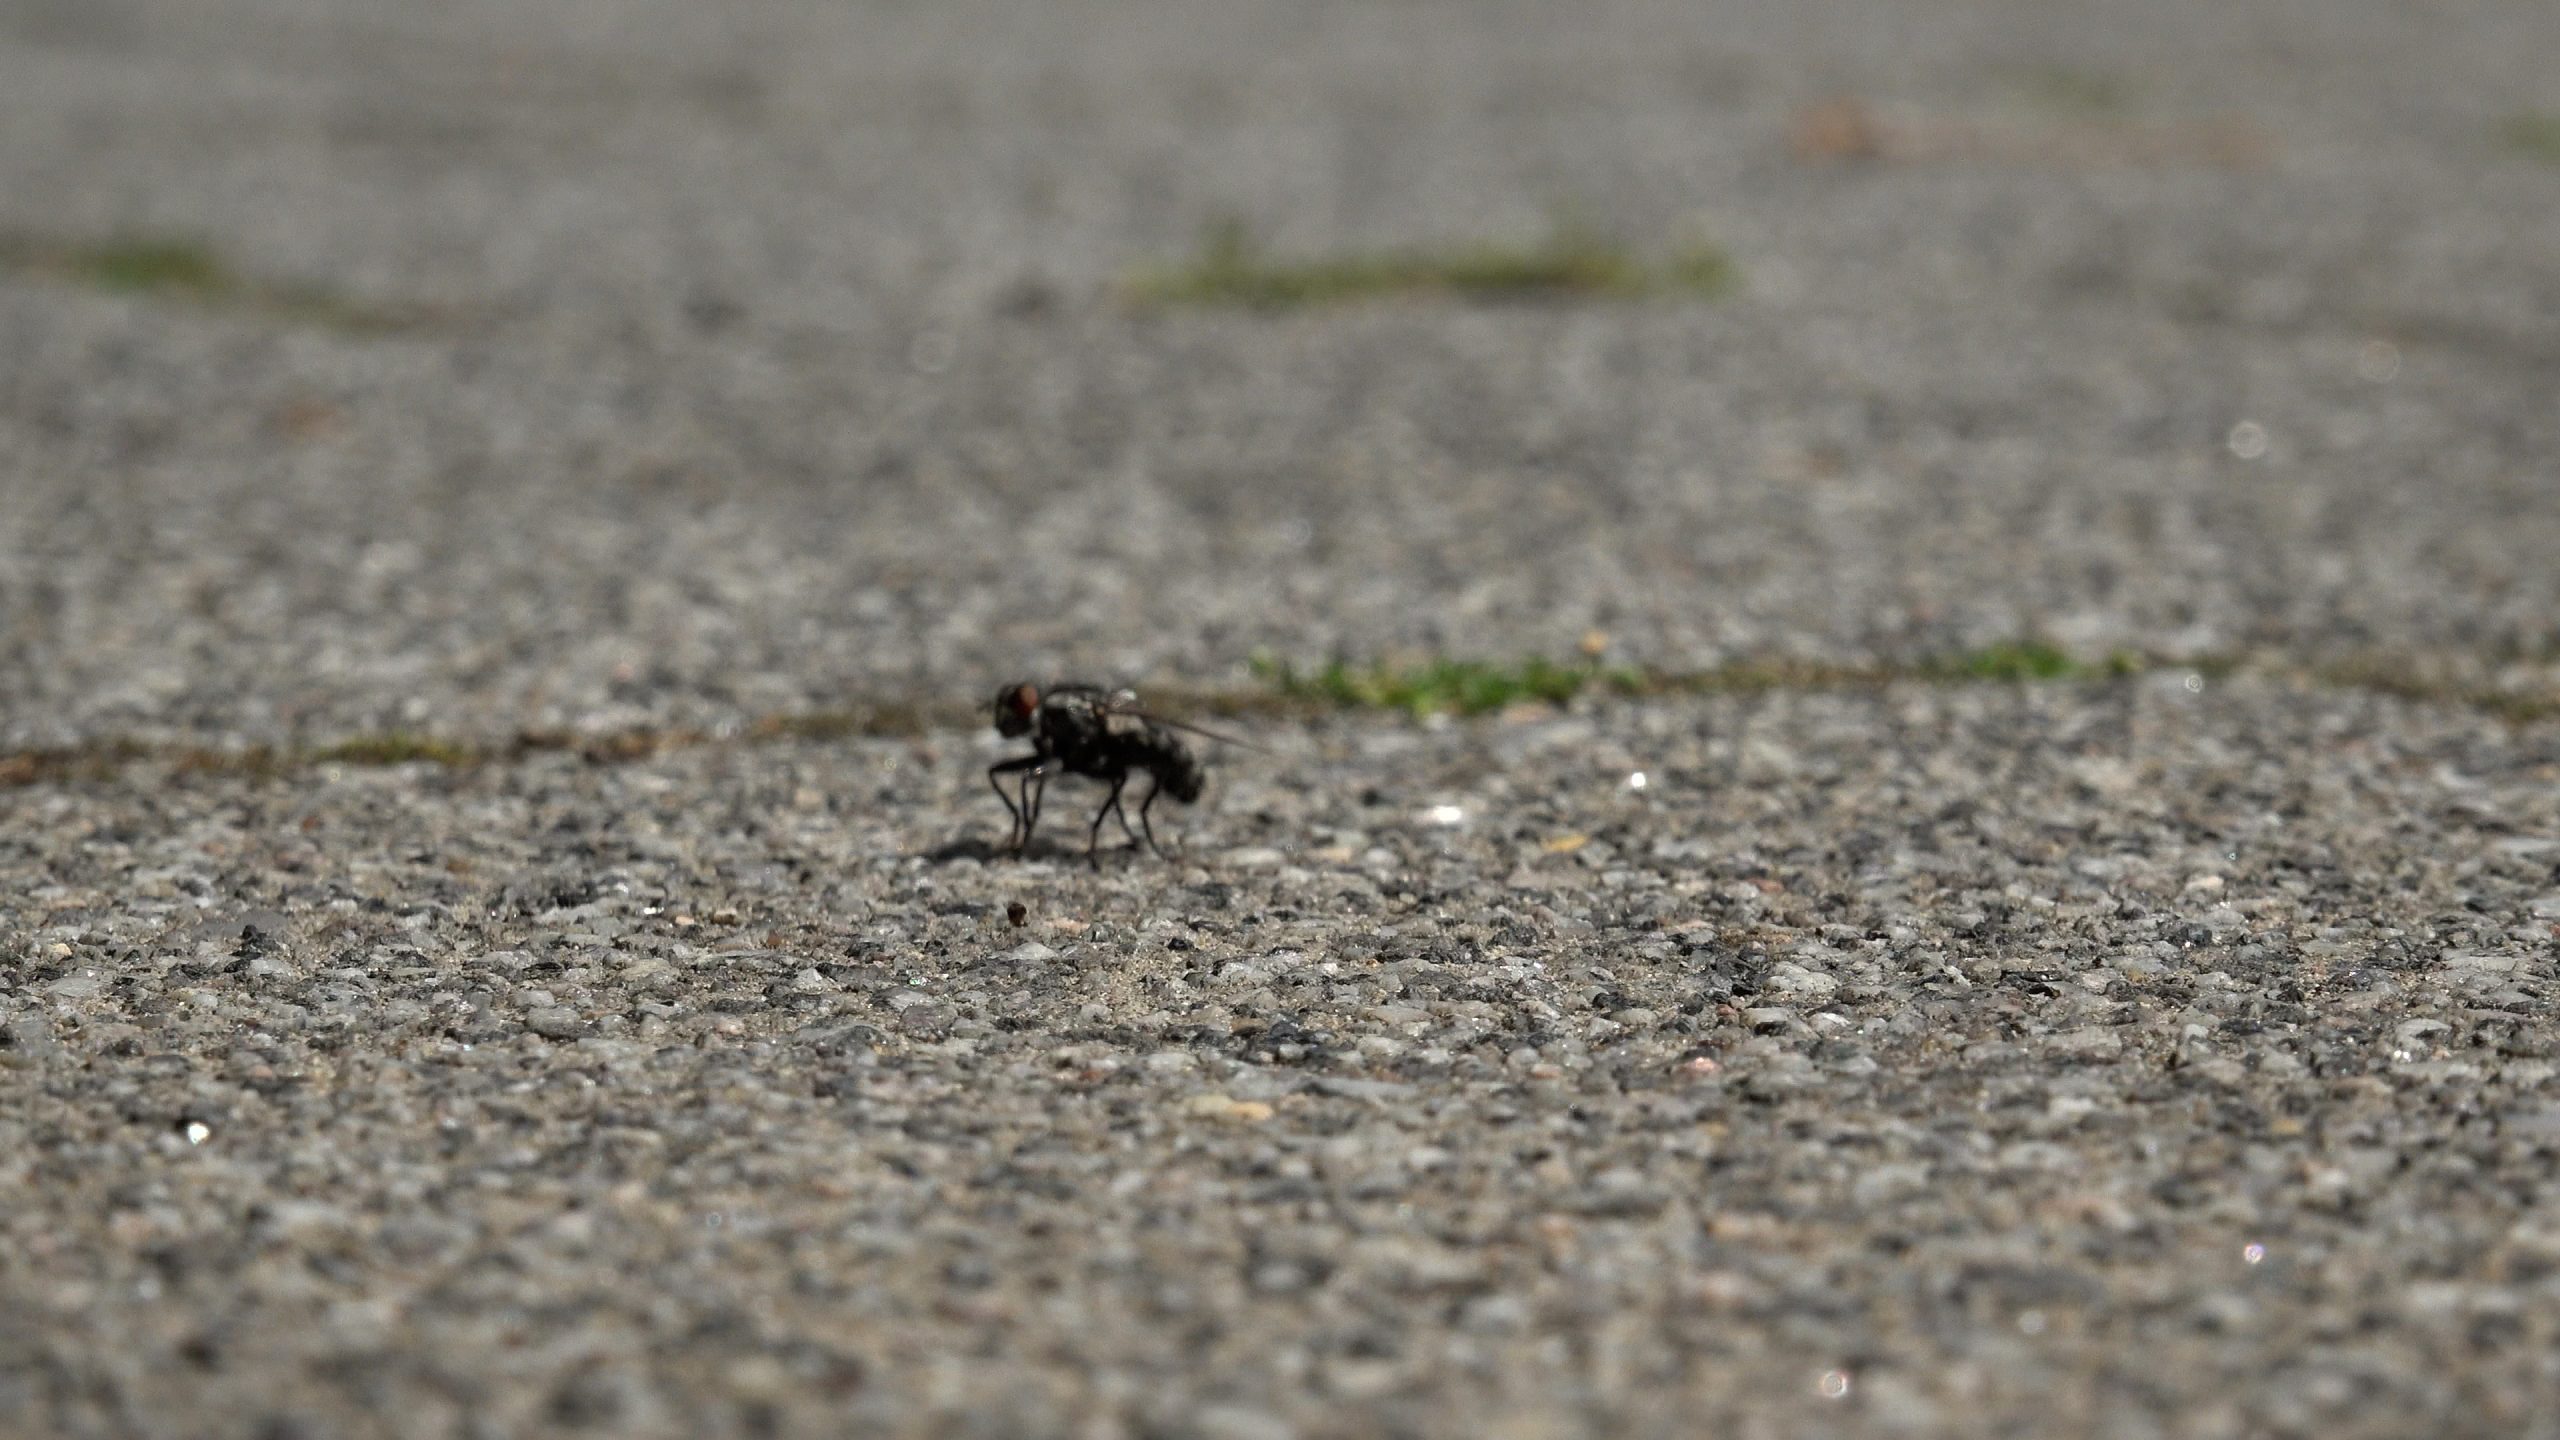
[1151,733,1206,803]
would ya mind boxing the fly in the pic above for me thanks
[988,682,1253,868]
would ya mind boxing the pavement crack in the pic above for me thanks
[5,650,2553,790]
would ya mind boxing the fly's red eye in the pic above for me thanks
[993,683,1038,733]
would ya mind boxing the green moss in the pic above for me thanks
[2004,64,2136,115]
[73,237,235,296]
[2500,112,2560,165]
[1251,654,1646,717]
[1662,239,1740,297]
[0,230,425,334]
[1250,641,2164,716]
[1925,639,2084,682]
[1907,641,2151,683]
[1128,222,1737,309]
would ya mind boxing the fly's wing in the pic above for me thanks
[1096,689,1271,753]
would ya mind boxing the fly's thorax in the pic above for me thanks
[1038,697,1104,739]
[1032,695,1118,772]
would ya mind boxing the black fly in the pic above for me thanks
[988,682,1248,868]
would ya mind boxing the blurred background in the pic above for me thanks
[3,0,2557,751]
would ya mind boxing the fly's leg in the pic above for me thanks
[987,757,1028,850]
[1024,770,1049,847]
[1112,782,1147,850]
[988,756,1044,854]
[1134,775,1170,860]
[1086,772,1128,871]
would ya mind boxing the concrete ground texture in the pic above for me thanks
[3,1,2559,1436]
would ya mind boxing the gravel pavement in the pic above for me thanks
[4,2,2560,1437]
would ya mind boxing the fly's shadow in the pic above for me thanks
[921,834,1090,866]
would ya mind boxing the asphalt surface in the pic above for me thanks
[4,1,2560,1437]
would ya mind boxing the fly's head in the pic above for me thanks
[993,681,1040,737]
